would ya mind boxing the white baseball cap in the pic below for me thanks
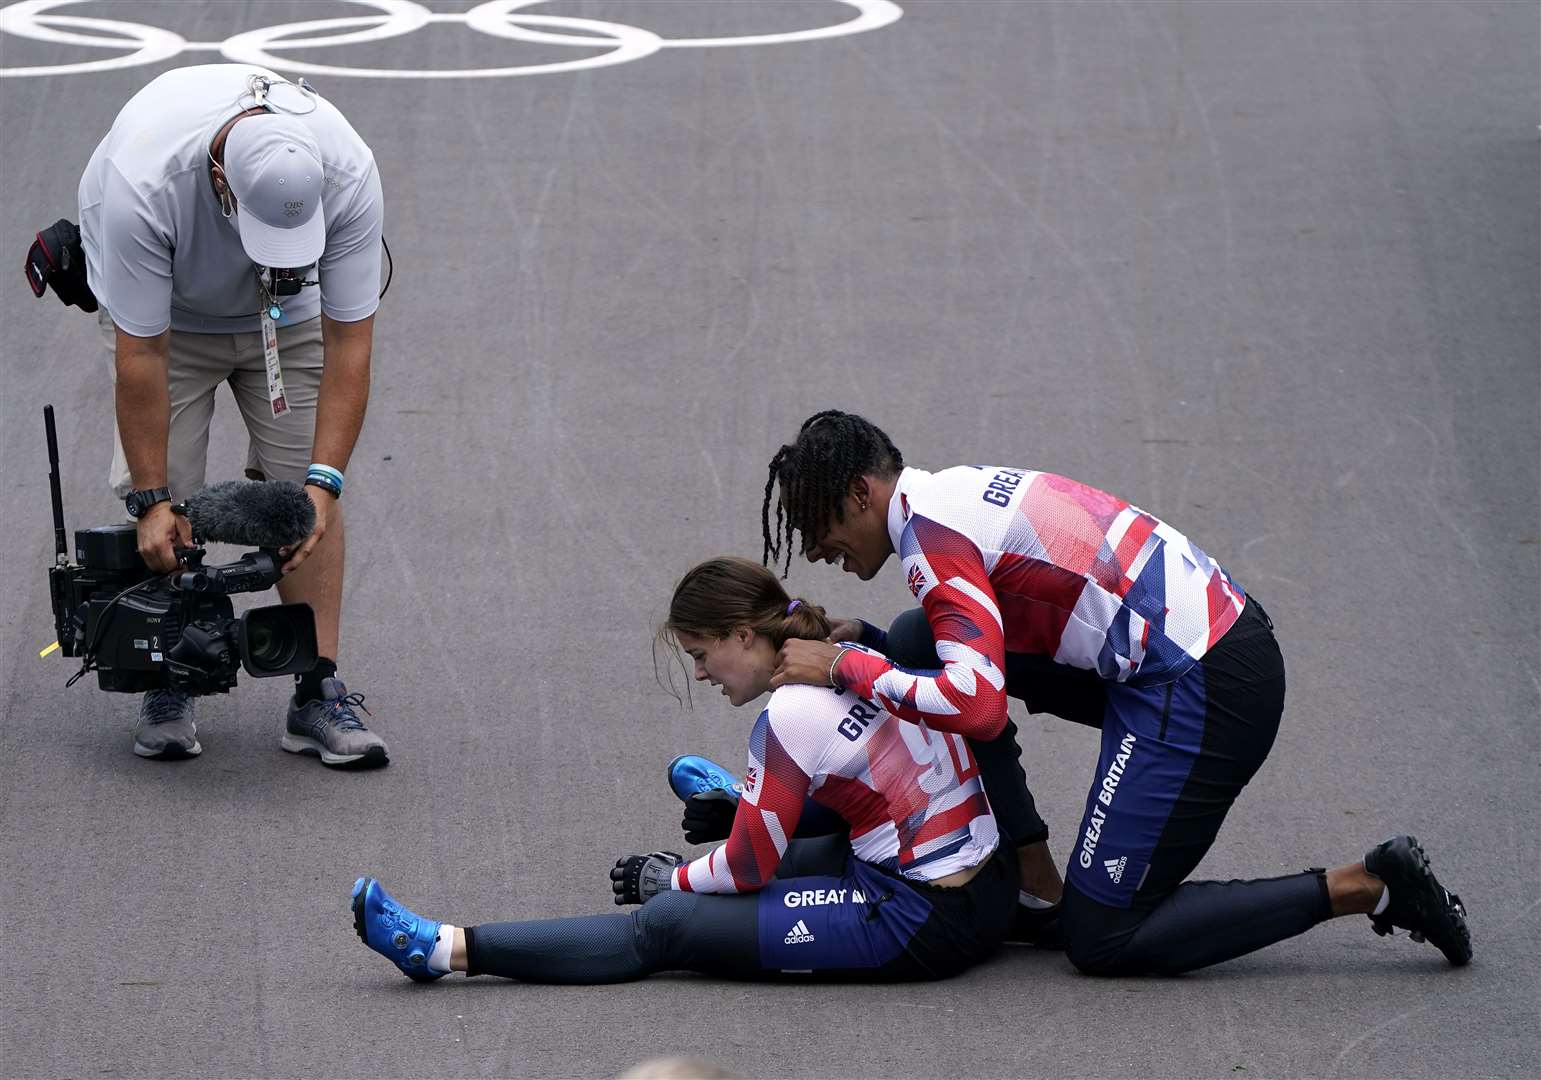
[224,114,326,268]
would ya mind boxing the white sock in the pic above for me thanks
[1372,887,1390,916]
[1018,890,1057,910]
[429,923,457,973]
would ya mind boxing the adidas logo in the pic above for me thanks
[783,919,815,945]
[1104,856,1128,884]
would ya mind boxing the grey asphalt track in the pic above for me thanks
[2,2,1537,1078]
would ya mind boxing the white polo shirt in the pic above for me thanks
[78,64,383,337]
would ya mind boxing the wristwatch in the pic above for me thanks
[125,486,172,519]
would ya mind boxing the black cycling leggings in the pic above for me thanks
[464,837,1017,983]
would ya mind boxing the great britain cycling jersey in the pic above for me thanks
[671,668,998,896]
[835,465,1246,741]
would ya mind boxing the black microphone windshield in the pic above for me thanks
[180,480,316,549]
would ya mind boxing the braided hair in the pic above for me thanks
[761,410,904,577]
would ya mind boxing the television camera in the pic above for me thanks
[42,405,318,695]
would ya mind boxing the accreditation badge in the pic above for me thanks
[260,309,289,418]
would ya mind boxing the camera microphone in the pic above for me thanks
[177,480,316,549]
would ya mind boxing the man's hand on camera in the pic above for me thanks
[280,484,334,574]
[137,500,191,573]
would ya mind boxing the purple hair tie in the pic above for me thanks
[786,599,802,614]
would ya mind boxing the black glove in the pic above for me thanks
[681,788,739,844]
[610,851,684,905]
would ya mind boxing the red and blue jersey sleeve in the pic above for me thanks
[835,515,1010,741]
[673,707,813,894]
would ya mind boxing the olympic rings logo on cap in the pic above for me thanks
[0,0,904,80]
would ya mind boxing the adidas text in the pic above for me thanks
[784,919,816,945]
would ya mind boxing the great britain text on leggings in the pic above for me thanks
[784,886,869,908]
[1079,732,1136,871]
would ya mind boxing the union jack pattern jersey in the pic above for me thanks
[838,466,1246,741]
[672,667,999,895]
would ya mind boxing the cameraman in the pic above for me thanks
[78,65,387,767]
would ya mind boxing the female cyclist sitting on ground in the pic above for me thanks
[351,556,1018,983]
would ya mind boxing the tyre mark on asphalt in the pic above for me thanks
[1141,1,1240,518]
[1400,411,1482,567]
[1147,2,1237,293]
[1328,1001,1436,1077]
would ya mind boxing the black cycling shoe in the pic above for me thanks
[1004,902,1064,949]
[1363,835,1472,967]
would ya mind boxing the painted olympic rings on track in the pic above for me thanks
[0,0,904,80]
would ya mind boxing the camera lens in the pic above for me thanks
[239,603,316,678]
[245,617,296,670]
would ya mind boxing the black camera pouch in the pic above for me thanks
[25,218,98,313]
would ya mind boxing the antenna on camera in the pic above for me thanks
[44,405,68,565]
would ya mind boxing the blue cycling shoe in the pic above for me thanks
[667,754,741,803]
[351,876,447,982]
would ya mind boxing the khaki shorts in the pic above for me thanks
[100,311,324,500]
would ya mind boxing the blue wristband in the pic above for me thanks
[306,463,344,498]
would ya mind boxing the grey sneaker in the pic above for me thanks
[133,688,202,759]
[281,677,388,768]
